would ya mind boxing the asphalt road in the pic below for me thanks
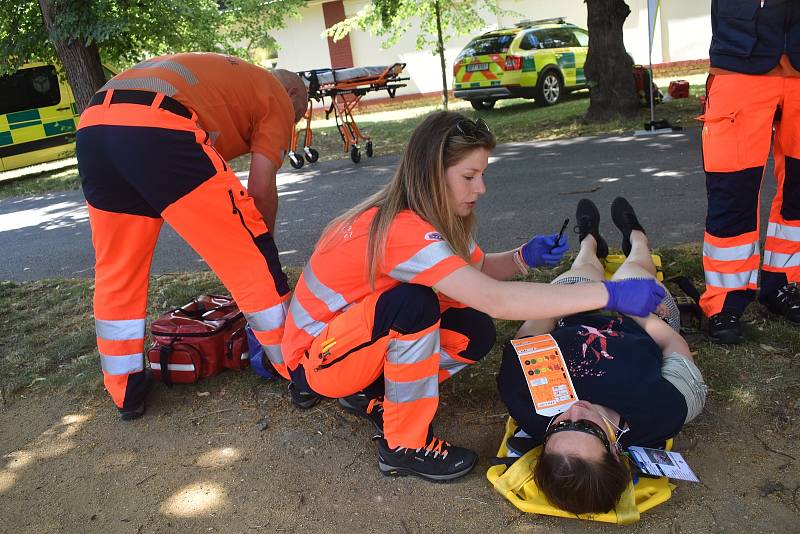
[0,128,777,281]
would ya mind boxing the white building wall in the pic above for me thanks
[272,0,712,99]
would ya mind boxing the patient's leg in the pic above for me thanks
[553,234,605,283]
[611,230,657,281]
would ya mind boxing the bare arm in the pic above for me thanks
[247,153,279,232]
[629,313,692,361]
[481,250,525,280]
[433,265,609,321]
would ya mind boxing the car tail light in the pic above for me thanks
[505,55,522,71]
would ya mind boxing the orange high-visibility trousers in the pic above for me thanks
[78,89,291,412]
[700,74,800,317]
[298,284,494,449]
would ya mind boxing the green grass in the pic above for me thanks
[0,85,704,198]
[4,246,797,420]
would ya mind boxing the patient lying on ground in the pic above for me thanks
[496,197,707,515]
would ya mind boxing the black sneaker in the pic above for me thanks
[376,435,478,482]
[763,283,800,325]
[119,402,145,421]
[610,196,646,257]
[289,382,322,409]
[118,367,151,421]
[708,311,742,344]
[574,198,608,259]
[338,393,384,435]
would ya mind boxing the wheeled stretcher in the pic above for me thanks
[288,63,408,169]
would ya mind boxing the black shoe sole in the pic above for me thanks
[119,403,145,421]
[708,330,742,345]
[291,394,321,409]
[338,397,383,434]
[378,457,477,482]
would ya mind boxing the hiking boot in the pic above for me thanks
[610,196,646,256]
[574,198,608,259]
[338,393,384,435]
[118,367,151,421]
[119,402,145,421]
[708,311,742,345]
[289,381,322,409]
[762,283,800,325]
[376,435,478,482]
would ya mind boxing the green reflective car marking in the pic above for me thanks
[0,131,12,146]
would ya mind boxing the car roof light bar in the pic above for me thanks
[515,17,566,27]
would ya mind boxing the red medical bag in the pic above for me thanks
[668,80,690,99]
[147,295,249,385]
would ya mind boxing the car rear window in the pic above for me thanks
[0,65,61,115]
[457,35,516,59]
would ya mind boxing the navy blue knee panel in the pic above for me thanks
[441,306,496,362]
[705,167,763,237]
[372,284,440,338]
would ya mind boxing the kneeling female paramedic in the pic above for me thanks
[498,197,707,512]
[280,111,666,482]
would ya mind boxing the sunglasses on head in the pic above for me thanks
[543,418,613,454]
[452,117,491,139]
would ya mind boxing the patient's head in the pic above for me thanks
[533,400,630,514]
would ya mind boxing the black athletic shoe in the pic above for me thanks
[708,311,743,344]
[118,367,151,421]
[376,435,478,482]
[610,196,646,257]
[574,198,608,259]
[119,402,146,421]
[762,283,800,325]
[338,393,384,435]
[289,382,322,409]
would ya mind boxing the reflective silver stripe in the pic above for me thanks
[763,250,800,269]
[705,270,757,288]
[100,353,144,375]
[208,131,220,144]
[439,349,467,376]
[95,318,145,340]
[150,362,195,372]
[303,265,348,312]
[244,300,288,333]
[385,375,439,404]
[389,241,456,282]
[387,330,439,365]
[288,297,327,338]
[131,59,198,85]
[703,241,759,262]
[101,77,178,96]
[264,344,284,366]
[469,239,478,254]
[767,222,800,242]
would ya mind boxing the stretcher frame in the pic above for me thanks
[288,63,408,169]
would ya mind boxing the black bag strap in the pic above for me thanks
[159,340,176,388]
[666,275,704,323]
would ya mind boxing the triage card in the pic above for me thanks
[510,334,578,417]
[628,446,700,482]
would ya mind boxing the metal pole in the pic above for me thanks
[647,0,655,127]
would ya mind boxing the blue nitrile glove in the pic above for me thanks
[521,234,569,267]
[602,279,666,317]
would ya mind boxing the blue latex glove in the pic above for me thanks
[521,234,569,267]
[602,279,666,317]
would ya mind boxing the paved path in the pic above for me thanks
[0,128,777,281]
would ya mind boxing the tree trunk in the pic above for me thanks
[39,0,106,113]
[434,0,449,110]
[583,0,638,122]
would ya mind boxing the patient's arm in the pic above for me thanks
[515,317,558,338]
[630,313,692,360]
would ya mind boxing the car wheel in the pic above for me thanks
[470,99,496,111]
[535,70,562,106]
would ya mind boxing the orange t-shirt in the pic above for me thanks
[710,54,800,78]
[281,208,484,370]
[104,52,294,166]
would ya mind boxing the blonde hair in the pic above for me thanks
[320,111,496,287]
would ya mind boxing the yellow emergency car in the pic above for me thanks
[0,62,80,172]
[453,18,589,110]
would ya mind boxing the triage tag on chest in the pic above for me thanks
[511,334,578,417]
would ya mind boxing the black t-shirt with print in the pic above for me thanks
[497,312,688,449]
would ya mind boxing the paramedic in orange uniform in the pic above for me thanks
[281,111,668,482]
[702,1,800,344]
[77,52,307,420]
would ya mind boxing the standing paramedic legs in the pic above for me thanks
[78,90,291,419]
[701,74,800,343]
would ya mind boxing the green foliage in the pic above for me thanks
[326,0,506,53]
[0,0,304,75]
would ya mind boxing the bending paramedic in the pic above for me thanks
[77,52,307,420]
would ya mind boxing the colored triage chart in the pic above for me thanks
[511,334,578,417]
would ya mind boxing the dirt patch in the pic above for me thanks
[1,370,798,534]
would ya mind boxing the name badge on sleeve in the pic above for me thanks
[511,334,578,417]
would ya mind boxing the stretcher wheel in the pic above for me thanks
[304,147,319,163]
[289,151,304,169]
[365,141,373,158]
[350,146,361,164]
